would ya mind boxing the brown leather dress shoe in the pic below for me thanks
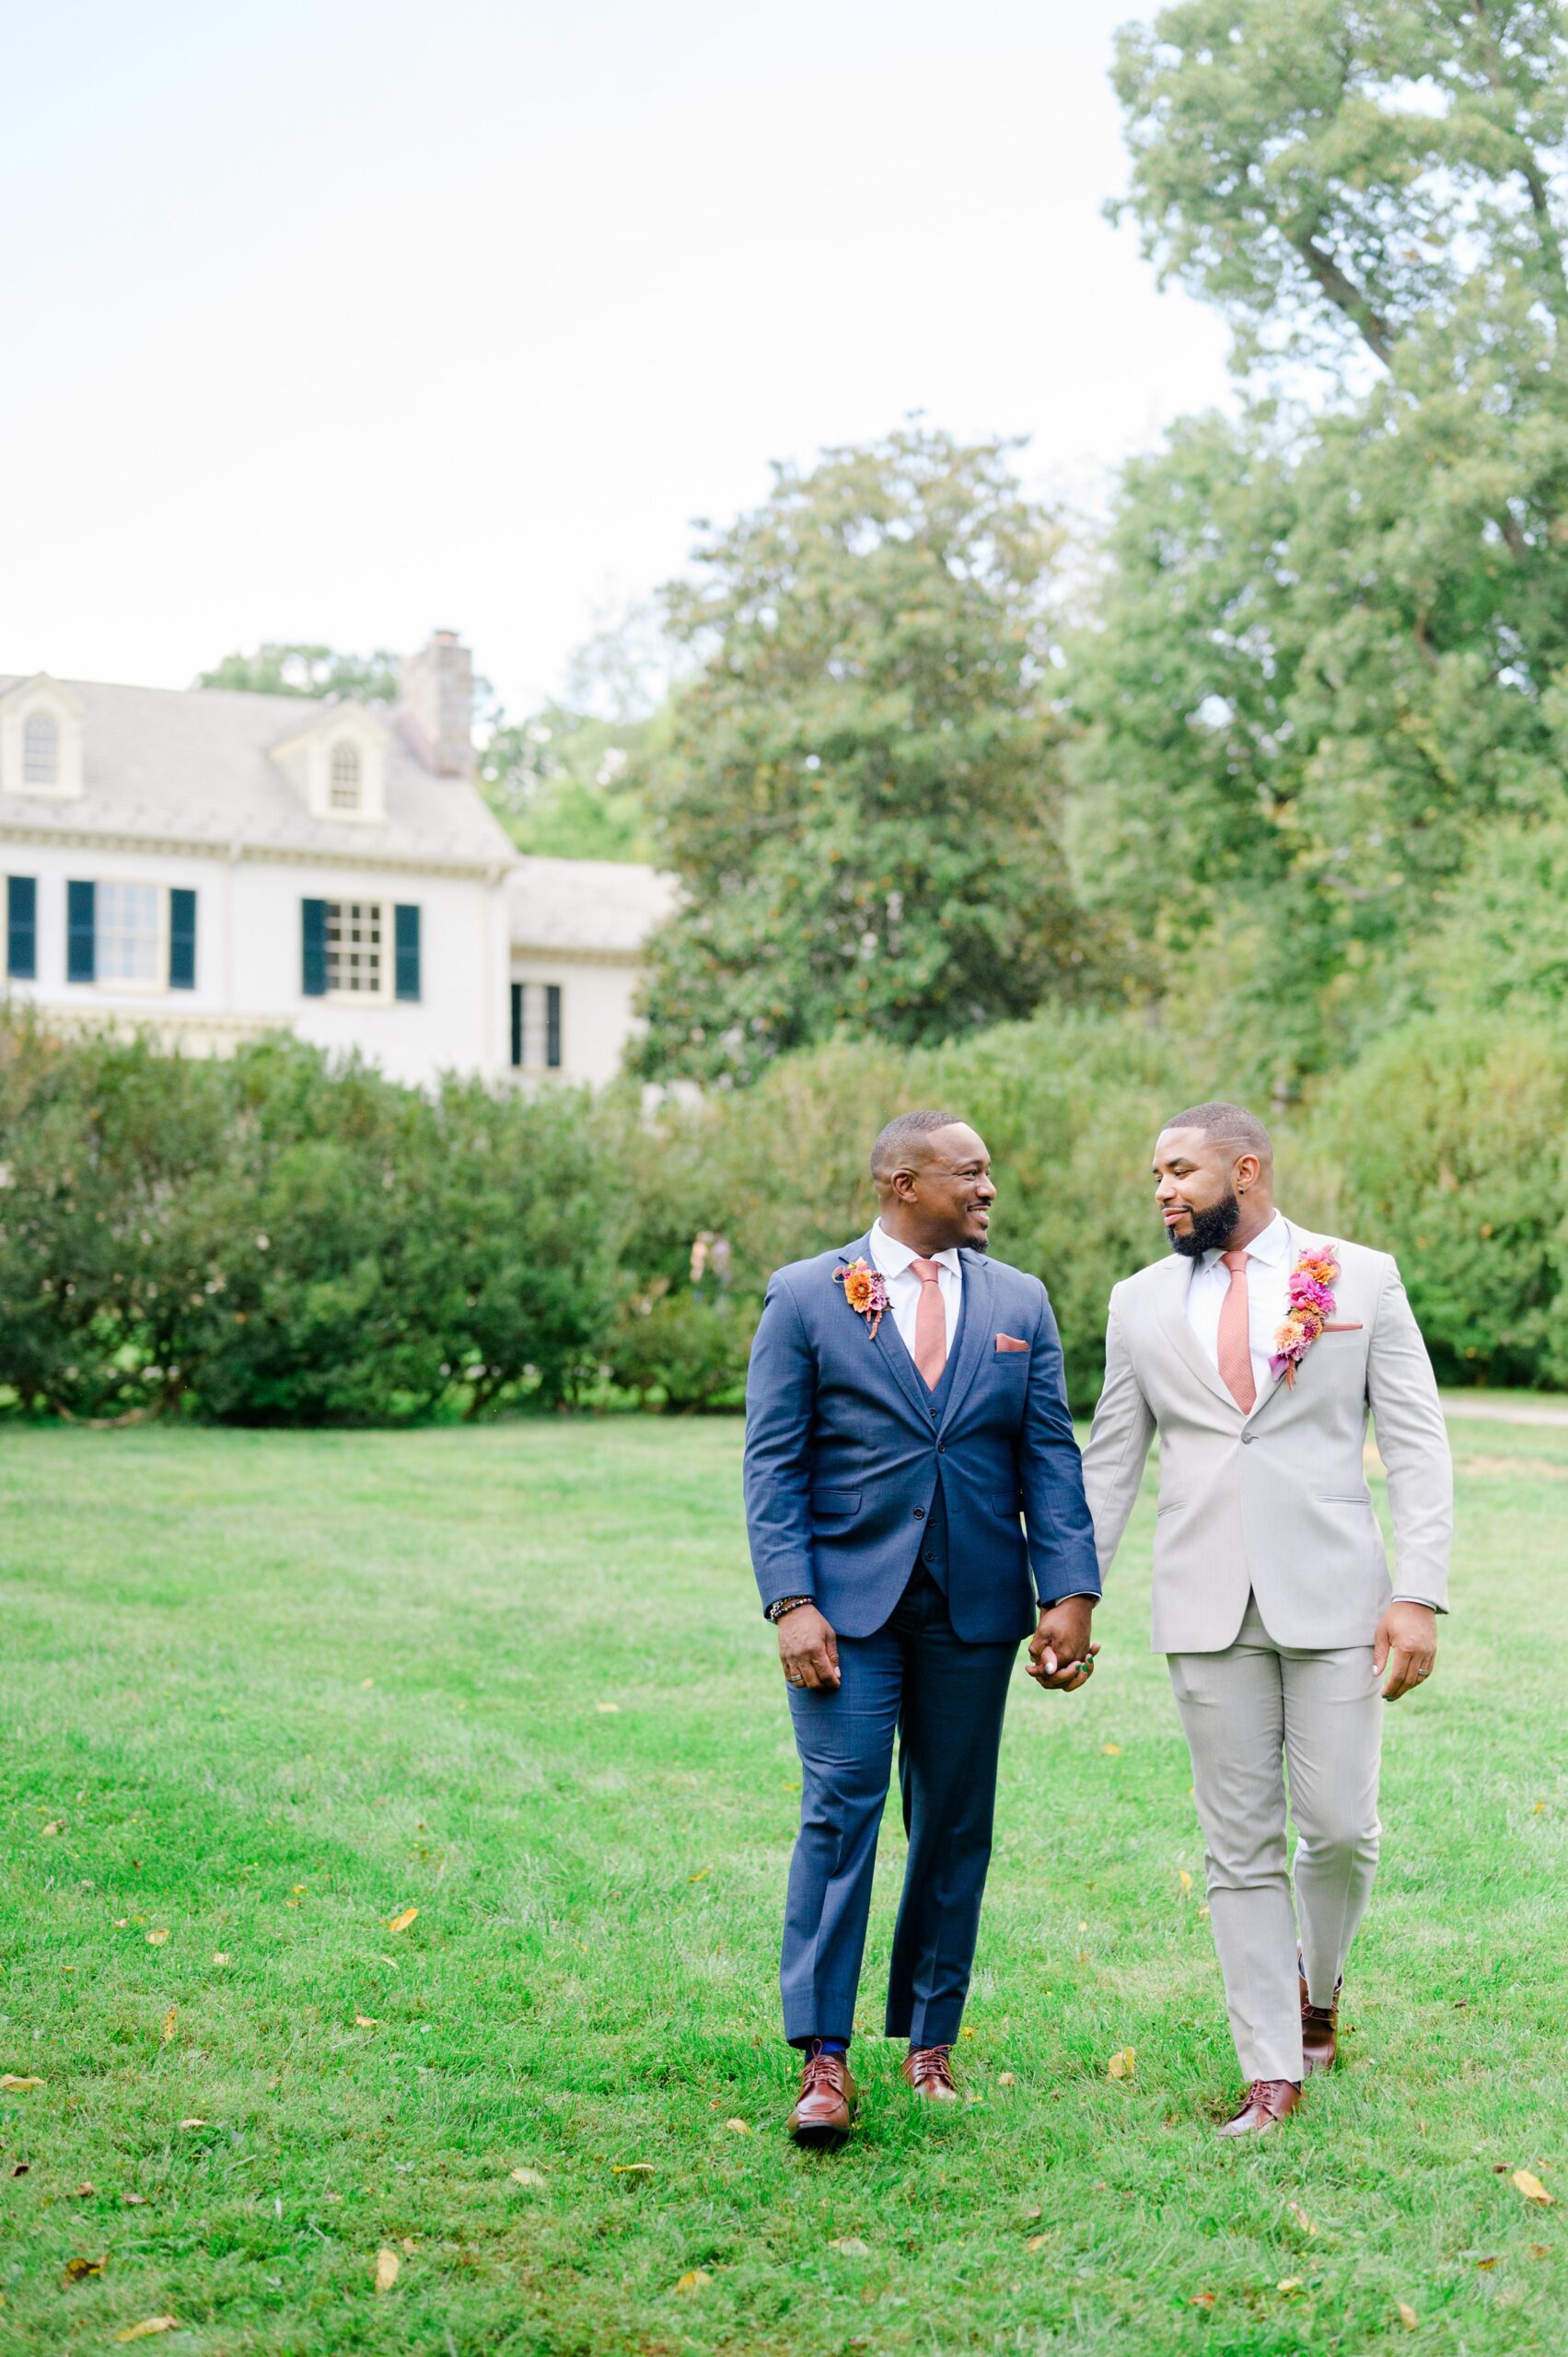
[786,2049,857,2145]
[902,2045,959,2102]
[1214,2078,1302,2138]
[1299,1966,1342,2076]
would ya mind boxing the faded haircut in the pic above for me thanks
[870,1108,967,1182]
[1162,1099,1274,1161]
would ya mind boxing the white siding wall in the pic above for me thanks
[509,956,644,1087]
[0,840,511,1086]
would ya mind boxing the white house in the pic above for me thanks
[0,633,673,1089]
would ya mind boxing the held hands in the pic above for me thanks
[1374,1600,1438,1701]
[777,1603,841,1692]
[1027,1597,1098,1695]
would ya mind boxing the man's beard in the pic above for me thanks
[1167,1189,1240,1260]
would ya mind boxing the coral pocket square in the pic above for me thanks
[1321,1320,1363,1331]
[995,1333,1029,1353]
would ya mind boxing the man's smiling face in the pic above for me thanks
[905,1123,997,1253]
[1152,1125,1245,1260]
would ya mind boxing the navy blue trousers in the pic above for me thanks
[780,1566,1018,2049]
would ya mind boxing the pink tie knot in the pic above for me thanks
[911,1258,942,1284]
[1221,1248,1249,1273]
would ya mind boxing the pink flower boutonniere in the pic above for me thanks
[1270,1247,1342,1387]
[834,1257,889,1341]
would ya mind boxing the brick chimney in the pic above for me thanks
[398,630,475,778]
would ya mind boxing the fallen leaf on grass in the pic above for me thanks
[612,2163,654,2176]
[723,2119,750,2133]
[115,2321,179,2343]
[688,1868,710,1883]
[161,2008,177,2045]
[829,2238,871,2257]
[1529,2243,1551,2258]
[1101,1744,1121,1757]
[1188,2293,1216,2309]
[63,2255,107,2284]
[674,2270,712,2293]
[145,1930,169,1947]
[1397,2302,1418,2329]
[1107,2049,1135,2080]
[387,1908,419,1935]
[1474,2256,1499,2270]
[1288,2200,1318,2236]
[177,2119,206,2131]
[122,2194,148,2206]
[998,2072,1016,2087]
[1514,2169,1554,2205]
[1277,2278,1301,2293]
[375,2247,401,2292]
[43,1821,63,1837]
[354,2014,380,2028]
[959,2026,975,2039]
[8,2164,29,2178]
[0,2075,43,2092]
[509,2167,547,2188]
[1027,2234,1049,2253]
[400,2237,417,2254]
[212,1954,230,1967]
[595,1703,621,1715]
[360,1678,375,1689]
[75,2182,96,2196]
[1179,1870,1193,1895]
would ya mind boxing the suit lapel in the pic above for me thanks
[937,1249,993,1435]
[835,1234,932,1425]
[1158,1257,1244,1415]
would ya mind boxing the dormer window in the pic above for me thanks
[22,713,59,787]
[329,739,363,811]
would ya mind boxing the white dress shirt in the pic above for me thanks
[1185,1208,1294,1399]
[868,1219,962,1364]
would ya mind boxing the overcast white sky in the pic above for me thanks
[3,0,1234,717]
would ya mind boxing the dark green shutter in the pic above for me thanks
[168,888,196,990]
[66,880,95,982]
[510,981,523,1066]
[301,899,327,996]
[394,903,421,1001]
[546,982,562,1070]
[6,877,36,979]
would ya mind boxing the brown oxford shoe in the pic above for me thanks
[902,2045,959,2102]
[786,2047,857,2146]
[1299,1960,1342,2077]
[1214,2078,1302,2139]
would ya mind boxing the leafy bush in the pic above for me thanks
[0,1017,626,1424]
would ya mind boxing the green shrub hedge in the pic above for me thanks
[3,1003,1562,1422]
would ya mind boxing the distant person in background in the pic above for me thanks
[744,1110,1100,2146]
[1081,1102,1451,2138]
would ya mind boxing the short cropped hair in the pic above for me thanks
[1161,1099,1273,1160]
[870,1108,967,1181]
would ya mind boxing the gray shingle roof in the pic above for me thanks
[506,855,677,954]
[0,675,517,873]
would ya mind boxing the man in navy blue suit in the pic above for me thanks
[744,1109,1101,2143]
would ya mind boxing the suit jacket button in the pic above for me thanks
[913,1506,925,1519]
[1241,1430,1254,1445]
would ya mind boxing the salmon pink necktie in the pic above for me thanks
[910,1258,948,1389]
[1217,1248,1256,1413]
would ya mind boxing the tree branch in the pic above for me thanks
[1293,234,1397,366]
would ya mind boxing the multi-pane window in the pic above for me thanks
[22,713,59,787]
[329,740,362,811]
[97,881,163,985]
[510,981,563,1070]
[325,900,384,994]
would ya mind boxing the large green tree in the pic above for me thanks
[1073,0,1568,1086]
[196,644,401,701]
[632,426,1120,1086]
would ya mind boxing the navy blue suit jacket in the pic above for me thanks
[743,1233,1101,1643]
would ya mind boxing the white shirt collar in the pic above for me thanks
[869,1218,962,1278]
[1199,1208,1291,1273]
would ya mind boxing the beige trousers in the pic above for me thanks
[1168,1594,1382,2084]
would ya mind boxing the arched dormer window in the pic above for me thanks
[22,712,59,788]
[329,738,362,812]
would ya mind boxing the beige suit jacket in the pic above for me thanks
[1081,1223,1452,1652]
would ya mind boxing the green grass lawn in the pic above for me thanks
[1,1416,1564,2357]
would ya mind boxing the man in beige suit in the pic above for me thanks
[1073,1101,1451,2137]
